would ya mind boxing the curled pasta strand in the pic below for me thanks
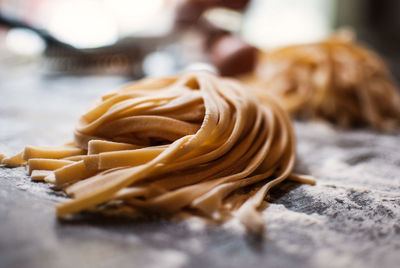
[245,32,400,131]
[2,71,308,233]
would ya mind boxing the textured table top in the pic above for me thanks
[1,69,399,268]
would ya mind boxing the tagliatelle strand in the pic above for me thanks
[244,32,400,131]
[1,71,313,233]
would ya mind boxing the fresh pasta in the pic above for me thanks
[244,32,400,130]
[2,71,313,233]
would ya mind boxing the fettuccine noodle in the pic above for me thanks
[244,32,400,130]
[2,72,311,233]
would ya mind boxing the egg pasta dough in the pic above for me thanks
[2,72,313,233]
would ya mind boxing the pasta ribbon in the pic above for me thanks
[2,72,311,233]
[245,32,400,130]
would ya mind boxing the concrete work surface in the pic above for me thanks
[1,71,399,268]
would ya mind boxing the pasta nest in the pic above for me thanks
[2,72,308,233]
[246,35,400,130]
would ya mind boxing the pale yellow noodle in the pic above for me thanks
[244,32,400,131]
[2,71,310,233]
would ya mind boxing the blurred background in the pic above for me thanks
[0,0,399,80]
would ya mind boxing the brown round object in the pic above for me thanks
[215,0,251,10]
[211,35,258,76]
[175,0,213,25]
[174,0,251,26]
[198,17,229,49]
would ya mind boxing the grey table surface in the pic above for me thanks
[0,69,399,268]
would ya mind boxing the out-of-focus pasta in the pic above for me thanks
[244,32,400,130]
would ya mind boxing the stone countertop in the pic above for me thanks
[1,71,399,268]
